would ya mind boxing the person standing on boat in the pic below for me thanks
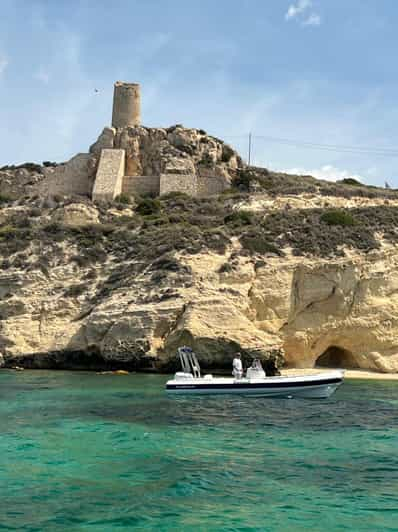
[232,353,243,379]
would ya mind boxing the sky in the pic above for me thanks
[1,0,398,186]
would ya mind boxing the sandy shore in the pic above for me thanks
[282,368,398,381]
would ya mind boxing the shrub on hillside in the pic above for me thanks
[142,214,170,227]
[72,244,107,266]
[232,169,252,191]
[150,254,192,274]
[115,193,131,205]
[42,222,65,234]
[0,224,31,253]
[0,194,12,205]
[199,153,213,167]
[64,283,86,298]
[136,198,161,216]
[20,162,43,173]
[218,262,234,273]
[160,191,190,201]
[339,178,362,186]
[221,144,235,163]
[321,210,356,226]
[224,210,252,226]
[84,269,98,280]
[0,225,21,239]
[28,207,41,217]
[0,258,11,270]
[240,233,281,255]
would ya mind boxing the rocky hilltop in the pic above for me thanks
[2,129,398,373]
[90,124,241,178]
[0,125,242,202]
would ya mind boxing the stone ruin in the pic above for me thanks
[36,81,243,201]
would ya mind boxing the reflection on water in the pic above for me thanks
[1,370,398,531]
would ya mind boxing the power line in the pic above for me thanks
[254,135,398,156]
[221,133,398,157]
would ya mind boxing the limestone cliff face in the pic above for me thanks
[252,250,398,372]
[1,192,398,373]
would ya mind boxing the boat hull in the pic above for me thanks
[166,373,344,398]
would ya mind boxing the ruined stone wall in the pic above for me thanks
[92,149,125,201]
[122,176,160,197]
[197,176,229,196]
[159,174,198,196]
[37,154,92,197]
[122,174,227,198]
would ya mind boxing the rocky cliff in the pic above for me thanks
[0,126,242,202]
[90,125,242,180]
[2,155,398,373]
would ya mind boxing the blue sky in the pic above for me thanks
[1,0,398,186]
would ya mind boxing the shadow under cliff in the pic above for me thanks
[3,350,156,372]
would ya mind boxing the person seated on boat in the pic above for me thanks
[232,353,243,379]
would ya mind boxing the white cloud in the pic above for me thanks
[303,13,321,26]
[285,1,321,26]
[285,0,312,20]
[0,56,8,75]
[281,165,365,182]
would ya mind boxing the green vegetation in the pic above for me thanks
[0,162,43,173]
[231,169,252,191]
[136,197,161,216]
[224,210,252,226]
[64,283,86,297]
[221,144,235,163]
[339,178,362,186]
[240,233,281,255]
[0,194,13,205]
[321,210,356,226]
[115,193,131,205]
[160,191,190,201]
[218,262,234,274]
[0,225,19,238]
[199,153,213,167]
[2,189,398,283]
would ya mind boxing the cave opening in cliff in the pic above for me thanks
[316,346,359,368]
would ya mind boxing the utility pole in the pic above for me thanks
[248,132,252,166]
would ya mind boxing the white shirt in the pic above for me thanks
[233,358,242,372]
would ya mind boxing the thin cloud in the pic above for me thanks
[282,165,364,182]
[0,56,8,75]
[285,0,321,26]
[303,13,321,26]
[35,66,50,84]
[285,0,311,20]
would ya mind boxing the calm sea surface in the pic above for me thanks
[1,371,398,531]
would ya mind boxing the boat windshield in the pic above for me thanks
[178,347,201,378]
[251,358,263,370]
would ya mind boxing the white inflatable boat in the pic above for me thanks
[165,347,344,398]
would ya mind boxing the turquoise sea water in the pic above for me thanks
[1,371,398,531]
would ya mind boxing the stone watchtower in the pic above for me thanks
[111,81,141,128]
[92,81,141,202]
